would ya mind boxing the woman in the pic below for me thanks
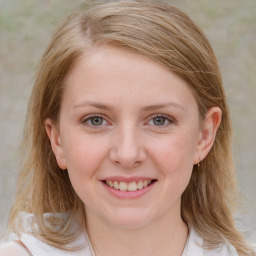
[0,0,255,255]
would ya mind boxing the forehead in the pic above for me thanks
[62,45,197,111]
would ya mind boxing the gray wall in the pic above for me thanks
[0,0,255,241]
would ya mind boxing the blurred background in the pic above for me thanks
[0,0,255,241]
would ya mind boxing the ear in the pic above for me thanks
[194,107,222,165]
[45,118,67,170]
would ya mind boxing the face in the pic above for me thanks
[46,46,221,230]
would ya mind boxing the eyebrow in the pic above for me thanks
[73,101,184,111]
[73,101,115,110]
[141,103,184,111]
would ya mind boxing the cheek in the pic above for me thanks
[62,135,109,178]
[154,140,194,197]
[148,132,198,193]
[151,133,198,169]
[62,136,109,204]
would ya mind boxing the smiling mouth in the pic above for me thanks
[103,179,157,192]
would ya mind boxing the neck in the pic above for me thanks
[85,209,188,256]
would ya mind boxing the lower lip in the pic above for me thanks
[102,181,156,199]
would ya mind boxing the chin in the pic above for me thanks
[104,208,154,229]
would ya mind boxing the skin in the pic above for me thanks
[46,46,221,256]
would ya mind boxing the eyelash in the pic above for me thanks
[81,113,175,129]
[147,114,175,127]
[82,114,109,129]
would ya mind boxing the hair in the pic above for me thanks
[6,0,254,255]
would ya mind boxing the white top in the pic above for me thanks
[0,212,239,256]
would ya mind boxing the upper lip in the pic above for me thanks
[101,176,157,183]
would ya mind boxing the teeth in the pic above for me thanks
[128,182,137,192]
[120,182,128,191]
[109,180,114,188]
[137,180,144,190]
[113,181,119,189]
[105,180,153,191]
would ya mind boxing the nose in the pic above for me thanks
[109,124,147,168]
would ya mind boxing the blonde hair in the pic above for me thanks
[7,0,254,255]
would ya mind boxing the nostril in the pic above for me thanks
[109,140,147,168]
[112,159,141,168]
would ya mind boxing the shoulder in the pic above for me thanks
[204,243,239,256]
[2,212,93,256]
[0,242,30,256]
[1,232,92,256]
[18,232,92,256]
[187,228,239,256]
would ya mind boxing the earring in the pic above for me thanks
[197,157,202,167]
